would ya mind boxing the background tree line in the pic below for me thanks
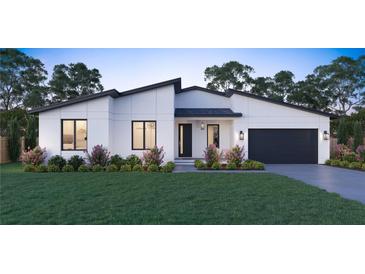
[0,48,104,161]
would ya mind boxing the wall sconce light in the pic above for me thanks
[239,130,244,140]
[323,130,329,140]
[200,121,205,130]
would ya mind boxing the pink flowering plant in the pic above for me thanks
[86,145,110,166]
[332,144,352,160]
[225,145,245,166]
[356,145,365,162]
[20,146,47,165]
[142,146,165,167]
[203,144,222,167]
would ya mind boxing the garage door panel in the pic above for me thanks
[248,129,318,164]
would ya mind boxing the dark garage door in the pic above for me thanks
[248,129,318,164]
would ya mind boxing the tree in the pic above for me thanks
[270,70,295,101]
[25,115,38,149]
[337,118,350,145]
[250,77,274,96]
[0,49,48,110]
[353,121,363,150]
[313,55,365,115]
[204,61,254,92]
[49,62,104,102]
[288,74,331,111]
[7,117,21,161]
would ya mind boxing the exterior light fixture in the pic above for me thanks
[200,121,205,130]
[323,130,329,140]
[239,131,244,140]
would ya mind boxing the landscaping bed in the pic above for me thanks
[325,143,365,171]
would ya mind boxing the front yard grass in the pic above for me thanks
[1,163,365,224]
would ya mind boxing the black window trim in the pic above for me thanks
[207,124,220,148]
[131,120,157,150]
[61,119,88,151]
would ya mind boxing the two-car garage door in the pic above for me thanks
[248,129,318,164]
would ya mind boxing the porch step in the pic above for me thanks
[174,158,198,165]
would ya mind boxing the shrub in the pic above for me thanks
[7,117,21,161]
[343,152,357,163]
[325,159,332,165]
[48,164,60,172]
[353,121,363,151]
[203,144,222,167]
[92,164,104,172]
[194,159,203,168]
[225,145,245,166]
[20,146,47,165]
[78,164,90,172]
[25,115,38,150]
[147,164,159,172]
[349,162,362,170]
[330,159,341,166]
[226,162,237,170]
[35,164,48,173]
[356,145,365,162]
[337,118,350,145]
[211,162,220,170]
[161,162,176,173]
[48,155,67,169]
[242,160,265,170]
[120,164,132,172]
[109,154,125,169]
[333,144,352,160]
[142,146,165,167]
[362,164,365,171]
[106,164,118,172]
[125,154,142,168]
[86,145,110,166]
[339,161,350,168]
[132,164,143,172]
[62,164,74,172]
[23,164,36,172]
[67,155,85,171]
[195,160,206,169]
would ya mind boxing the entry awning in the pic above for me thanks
[175,108,242,117]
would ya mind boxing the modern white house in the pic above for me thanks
[30,78,335,164]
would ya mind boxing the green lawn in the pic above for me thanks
[1,163,365,224]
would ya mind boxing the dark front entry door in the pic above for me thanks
[248,129,318,164]
[178,124,192,157]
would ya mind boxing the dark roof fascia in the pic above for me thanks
[175,108,243,118]
[228,89,337,118]
[178,86,230,97]
[28,89,120,114]
[119,78,181,97]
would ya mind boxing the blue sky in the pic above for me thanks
[20,48,365,91]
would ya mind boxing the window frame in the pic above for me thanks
[61,119,88,151]
[131,120,157,150]
[207,124,220,148]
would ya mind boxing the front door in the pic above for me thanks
[178,124,192,157]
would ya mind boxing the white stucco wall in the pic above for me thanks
[111,85,175,161]
[39,96,112,160]
[175,90,231,108]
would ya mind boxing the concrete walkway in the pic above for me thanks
[266,164,365,204]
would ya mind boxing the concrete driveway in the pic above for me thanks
[266,164,365,204]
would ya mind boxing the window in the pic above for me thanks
[207,124,219,148]
[132,121,156,150]
[62,119,87,150]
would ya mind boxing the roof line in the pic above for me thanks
[29,78,182,114]
[178,86,230,97]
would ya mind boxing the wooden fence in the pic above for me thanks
[0,137,25,164]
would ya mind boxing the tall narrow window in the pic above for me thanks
[207,124,219,148]
[62,119,87,150]
[132,121,156,150]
